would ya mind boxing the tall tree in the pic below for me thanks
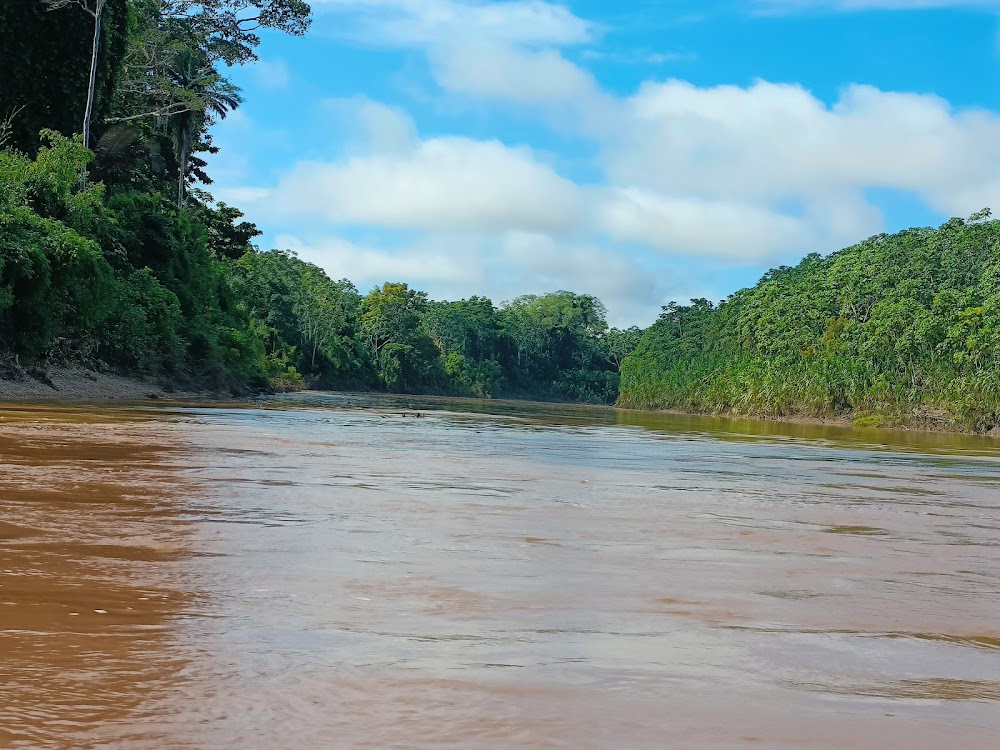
[44,0,107,149]
[165,48,241,205]
[0,0,128,152]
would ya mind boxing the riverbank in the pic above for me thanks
[635,405,1000,437]
[2,373,998,439]
[0,366,228,404]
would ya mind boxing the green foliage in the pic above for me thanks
[0,135,116,355]
[0,0,315,394]
[603,326,642,372]
[98,268,185,372]
[360,282,440,391]
[231,250,365,388]
[0,0,655,409]
[495,291,615,401]
[620,215,1000,432]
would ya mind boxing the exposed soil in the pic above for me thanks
[0,365,223,404]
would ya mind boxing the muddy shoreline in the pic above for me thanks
[0,366,232,404]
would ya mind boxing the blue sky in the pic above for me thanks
[209,0,1000,326]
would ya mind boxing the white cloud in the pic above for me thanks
[276,234,483,287]
[314,0,611,128]
[599,190,818,260]
[322,98,418,154]
[499,231,664,324]
[313,0,592,46]
[306,0,1000,228]
[607,80,1000,218]
[251,134,584,233]
[234,79,1000,270]
[429,40,600,107]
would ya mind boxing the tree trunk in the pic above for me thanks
[177,115,193,207]
[82,0,105,150]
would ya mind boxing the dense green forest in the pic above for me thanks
[620,214,1000,431]
[0,0,631,402]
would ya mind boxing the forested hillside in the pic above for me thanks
[620,215,1000,431]
[0,0,634,402]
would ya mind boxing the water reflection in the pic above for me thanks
[2,396,999,749]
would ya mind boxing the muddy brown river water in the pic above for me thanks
[1,393,999,749]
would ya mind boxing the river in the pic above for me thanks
[1,393,998,749]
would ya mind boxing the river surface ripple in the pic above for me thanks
[1,393,999,749]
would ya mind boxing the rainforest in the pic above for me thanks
[1,0,998,430]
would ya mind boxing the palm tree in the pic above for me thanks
[166,49,241,207]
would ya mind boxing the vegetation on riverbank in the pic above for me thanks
[619,215,1000,432]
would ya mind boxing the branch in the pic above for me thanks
[43,0,103,18]
[237,14,262,30]
[105,102,201,123]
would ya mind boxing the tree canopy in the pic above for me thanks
[619,213,1000,431]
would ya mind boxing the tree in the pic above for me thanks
[156,0,312,65]
[294,268,356,372]
[619,218,1000,430]
[0,0,129,153]
[360,283,440,391]
[603,326,642,371]
[164,47,241,205]
[44,0,108,150]
[360,283,427,358]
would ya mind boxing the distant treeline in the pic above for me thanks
[620,215,1000,431]
[233,251,639,401]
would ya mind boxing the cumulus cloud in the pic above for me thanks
[499,231,664,323]
[607,80,1000,217]
[598,190,817,260]
[276,234,484,287]
[429,40,602,108]
[322,98,418,154]
[247,131,584,233]
[263,79,999,255]
[314,0,611,127]
[310,0,1000,225]
[235,78,1000,271]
